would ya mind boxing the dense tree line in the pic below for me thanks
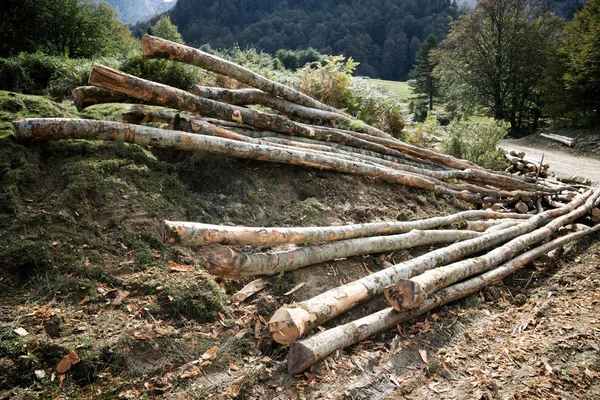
[161,0,460,80]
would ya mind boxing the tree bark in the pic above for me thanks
[164,210,530,247]
[385,189,600,310]
[287,222,600,374]
[72,86,144,111]
[268,192,589,344]
[202,229,482,279]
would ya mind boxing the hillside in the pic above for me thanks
[166,0,460,80]
[91,0,175,24]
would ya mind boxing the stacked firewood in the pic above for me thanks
[504,150,549,178]
[11,35,600,376]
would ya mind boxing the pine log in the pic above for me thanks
[540,133,576,147]
[268,192,590,344]
[466,220,511,232]
[12,118,491,203]
[484,220,521,232]
[287,223,600,374]
[71,86,145,111]
[385,189,600,310]
[202,229,482,279]
[191,85,349,127]
[164,210,531,247]
[515,201,529,213]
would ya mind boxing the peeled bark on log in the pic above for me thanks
[12,118,491,203]
[540,133,576,147]
[287,222,600,374]
[72,86,144,111]
[202,229,482,278]
[191,85,350,127]
[385,189,600,310]
[484,220,521,233]
[165,210,530,247]
[466,220,512,232]
[142,35,394,140]
[268,193,589,344]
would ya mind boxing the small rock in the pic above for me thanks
[122,195,130,200]
[13,327,28,337]
[512,294,527,306]
[34,370,46,380]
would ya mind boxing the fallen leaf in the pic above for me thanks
[58,373,66,387]
[168,260,195,272]
[284,281,306,296]
[261,356,272,363]
[13,327,29,337]
[51,241,59,247]
[229,363,240,371]
[112,291,129,306]
[201,345,219,361]
[231,278,267,303]
[419,349,429,364]
[118,260,135,267]
[56,350,81,374]
[179,366,200,379]
[79,296,90,305]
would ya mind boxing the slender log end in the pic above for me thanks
[142,34,176,61]
[288,341,318,375]
[269,308,303,345]
[384,280,426,311]
[201,244,238,278]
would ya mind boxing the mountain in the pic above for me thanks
[93,0,176,24]
[167,0,460,80]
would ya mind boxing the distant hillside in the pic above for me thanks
[92,0,175,24]
[166,0,460,80]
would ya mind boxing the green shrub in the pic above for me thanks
[441,119,509,170]
[276,48,323,70]
[0,53,60,94]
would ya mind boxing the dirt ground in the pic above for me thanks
[1,94,599,399]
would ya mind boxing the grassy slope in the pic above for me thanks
[368,79,413,101]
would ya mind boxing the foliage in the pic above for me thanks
[409,34,439,111]
[0,0,135,58]
[441,119,509,170]
[297,56,358,109]
[164,0,460,80]
[149,16,184,44]
[434,0,562,132]
[275,48,323,70]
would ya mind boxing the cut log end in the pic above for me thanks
[268,307,304,345]
[288,341,318,375]
[201,244,238,278]
[384,280,427,311]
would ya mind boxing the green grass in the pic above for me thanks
[368,79,413,101]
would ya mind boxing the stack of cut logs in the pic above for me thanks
[504,150,550,178]
[11,35,600,375]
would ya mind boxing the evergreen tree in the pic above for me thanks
[409,34,438,111]
[150,16,184,44]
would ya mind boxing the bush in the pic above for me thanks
[276,48,323,70]
[441,119,509,170]
[0,53,60,95]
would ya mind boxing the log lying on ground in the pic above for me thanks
[540,133,576,147]
[12,118,494,203]
[385,189,600,310]
[202,229,482,278]
[72,86,145,111]
[268,193,589,344]
[191,86,350,127]
[164,210,531,247]
[287,222,600,374]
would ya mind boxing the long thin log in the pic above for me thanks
[202,229,482,279]
[164,210,531,247]
[268,192,590,344]
[141,35,390,133]
[385,189,600,310]
[191,86,347,127]
[12,118,493,203]
[540,133,576,147]
[287,223,600,374]
[71,86,145,111]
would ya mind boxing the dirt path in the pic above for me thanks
[500,140,600,184]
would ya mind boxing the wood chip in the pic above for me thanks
[56,350,80,374]
[231,278,267,303]
[419,349,429,364]
[13,327,28,337]
[168,260,195,272]
[284,282,306,296]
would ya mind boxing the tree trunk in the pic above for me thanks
[202,229,482,279]
[385,189,600,310]
[268,192,589,344]
[71,86,144,111]
[540,133,576,147]
[164,210,530,247]
[287,222,600,374]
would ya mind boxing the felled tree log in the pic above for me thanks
[287,222,600,374]
[385,189,600,310]
[268,193,589,344]
[202,229,482,278]
[191,86,348,126]
[13,118,495,203]
[72,86,145,111]
[485,220,521,233]
[540,133,576,147]
[164,210,531,247]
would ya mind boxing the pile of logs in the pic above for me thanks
[11,35,599,376]
[504,150,549,178]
